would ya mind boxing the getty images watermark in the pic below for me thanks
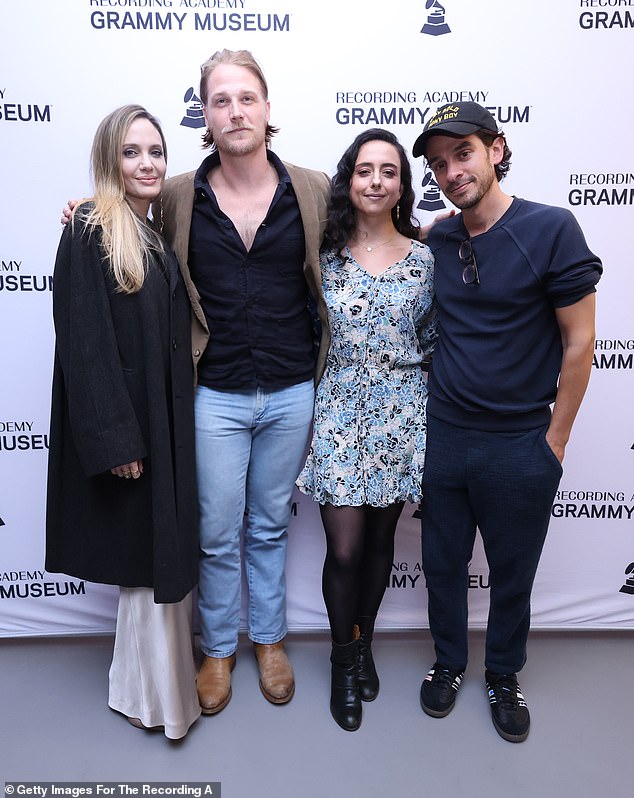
[4,786,220,798]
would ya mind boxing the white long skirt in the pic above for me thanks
[108,587,201,740]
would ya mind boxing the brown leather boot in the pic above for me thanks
[253,641,295,704]
[197,653,236,714]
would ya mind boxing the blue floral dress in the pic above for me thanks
[297,239,437,507]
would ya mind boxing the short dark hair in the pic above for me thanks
[323,128,419,252]
[475,130,512,181]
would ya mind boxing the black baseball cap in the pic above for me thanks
[412,101,500,158]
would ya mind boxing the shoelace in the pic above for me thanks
[431,667,461,691]
[489,676,523,709]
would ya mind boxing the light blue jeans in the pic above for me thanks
[195,380,314,658]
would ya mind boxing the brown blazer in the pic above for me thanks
[160,158,332,382]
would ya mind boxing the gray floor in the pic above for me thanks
[1,630,632,797]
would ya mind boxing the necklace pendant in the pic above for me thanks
[366,246,372,252]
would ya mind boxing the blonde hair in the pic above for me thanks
[199,49,279,149]
[77,104,167,294]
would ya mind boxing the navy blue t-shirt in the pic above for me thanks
[426,197,602,431]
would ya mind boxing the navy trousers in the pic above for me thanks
[421,415,563,674]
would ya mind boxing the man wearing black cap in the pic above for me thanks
[412,102,602,742]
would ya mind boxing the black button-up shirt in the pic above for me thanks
[189,150,316,391]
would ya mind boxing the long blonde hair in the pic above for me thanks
[77,104,167,294]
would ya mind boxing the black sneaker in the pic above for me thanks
[485,670,530,743]
[420,663,465,717]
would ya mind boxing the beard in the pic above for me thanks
[214,124,266,157]
[447,167,497,210]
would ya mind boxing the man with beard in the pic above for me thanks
[411,102,602,742]
[161,49,330,714]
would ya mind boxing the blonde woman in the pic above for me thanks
[46,105,200,739]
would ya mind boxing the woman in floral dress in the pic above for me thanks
[297,128,437,731]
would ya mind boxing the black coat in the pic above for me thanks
[45,214,198,603]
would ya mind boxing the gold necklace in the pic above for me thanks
[358,235,397,253]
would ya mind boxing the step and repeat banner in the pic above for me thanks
[1,0,633,636]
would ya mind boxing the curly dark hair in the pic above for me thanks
[475,130,512,181]
[323,128,420,252]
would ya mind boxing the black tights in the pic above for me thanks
[320,502,405,644]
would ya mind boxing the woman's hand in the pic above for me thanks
[111,460,144,480]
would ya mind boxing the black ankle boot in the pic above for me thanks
[356,616,379,702]
[330,640,361,731]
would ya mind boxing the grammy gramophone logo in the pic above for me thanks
[417,169,447,212]
[421,0,451,36]
[619,562,634,595]
[180,87,205,129]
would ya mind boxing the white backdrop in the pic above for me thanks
[1,0,633,637]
